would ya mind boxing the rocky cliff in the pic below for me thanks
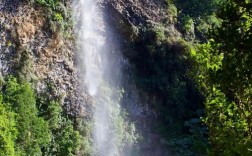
[0,0,90,119]
[101,0,187,155]
[0,0,204,155]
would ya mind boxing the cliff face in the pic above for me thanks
[101,0,184,155]
[104,0,180,40]
[0,0,204,155]
[102,0,204,155]
[110,0,168,25]
[0,0,87,117]
[0,0,182,117]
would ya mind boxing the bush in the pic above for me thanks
[34,0,72,35]
[0,99,17,156]
[0,76,81,155]
[167,1,178,23]
[41,100,81,156]
[4,77,51,155]
[180,15,194,33]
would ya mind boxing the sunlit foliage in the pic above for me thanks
[190,0,252,154]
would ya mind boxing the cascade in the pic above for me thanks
[73,0,136,155]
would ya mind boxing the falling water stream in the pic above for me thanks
[73,0,136,155]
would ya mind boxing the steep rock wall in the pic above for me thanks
[0,0,89,118]
[101,0,183,155]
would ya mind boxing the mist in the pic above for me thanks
[73,0,137,155]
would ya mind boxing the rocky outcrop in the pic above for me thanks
[109,0,168,25]
[103,0,180,41]
[1,0,191,155]
[0,0,88,117]
[100,0,184,155]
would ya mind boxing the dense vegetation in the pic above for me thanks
[0,0,82,155]
[125,0,252,155]
[177,0,252,155]
[1,0,252,155]
[0,76,80,155]
[133,32,207,155]
[191,0,252,154]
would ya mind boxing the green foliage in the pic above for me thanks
[160,109,208,156]
[189,43,223,92]
[175,0,223,18]
[53,12,63,21]
[38,97,81,156]
[34,0,72,35]
[51,119,80,156]
[98,83,138,150]
[14,48,35,81]
[173,0,224,40]
[180,15,194,33]
[153,26,166,43]
[4,77,50,155]
[167,0,178,24]
[0,76,81,156]
[128,27,206,155]
[184,116,209,154]
[46,101,63,129]
[77,118,93,156]
[190,1,252,153]
[167,3,177,18]
[35,0,57,9]
[205,88,250,155]
[197,14,222,35]
[0,98,17,156]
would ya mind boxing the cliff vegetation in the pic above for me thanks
[0,0,252,155]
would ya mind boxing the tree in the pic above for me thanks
[0,97,17,156]
[4,77,50,155]
[41,101,81,156]
[210,0,252,138]
[191,0,252,154]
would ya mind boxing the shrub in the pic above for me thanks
[0,76,81,155]
[4,77,51,155]
[34,0,71,35]
[0,99,17,156]
[181,15,194,33]
[167,1,178,23]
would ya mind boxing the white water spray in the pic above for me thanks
[73,0,137,155]
[76,0,104,96]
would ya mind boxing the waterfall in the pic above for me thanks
[73,0,137,155]
[76,0,103,96]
